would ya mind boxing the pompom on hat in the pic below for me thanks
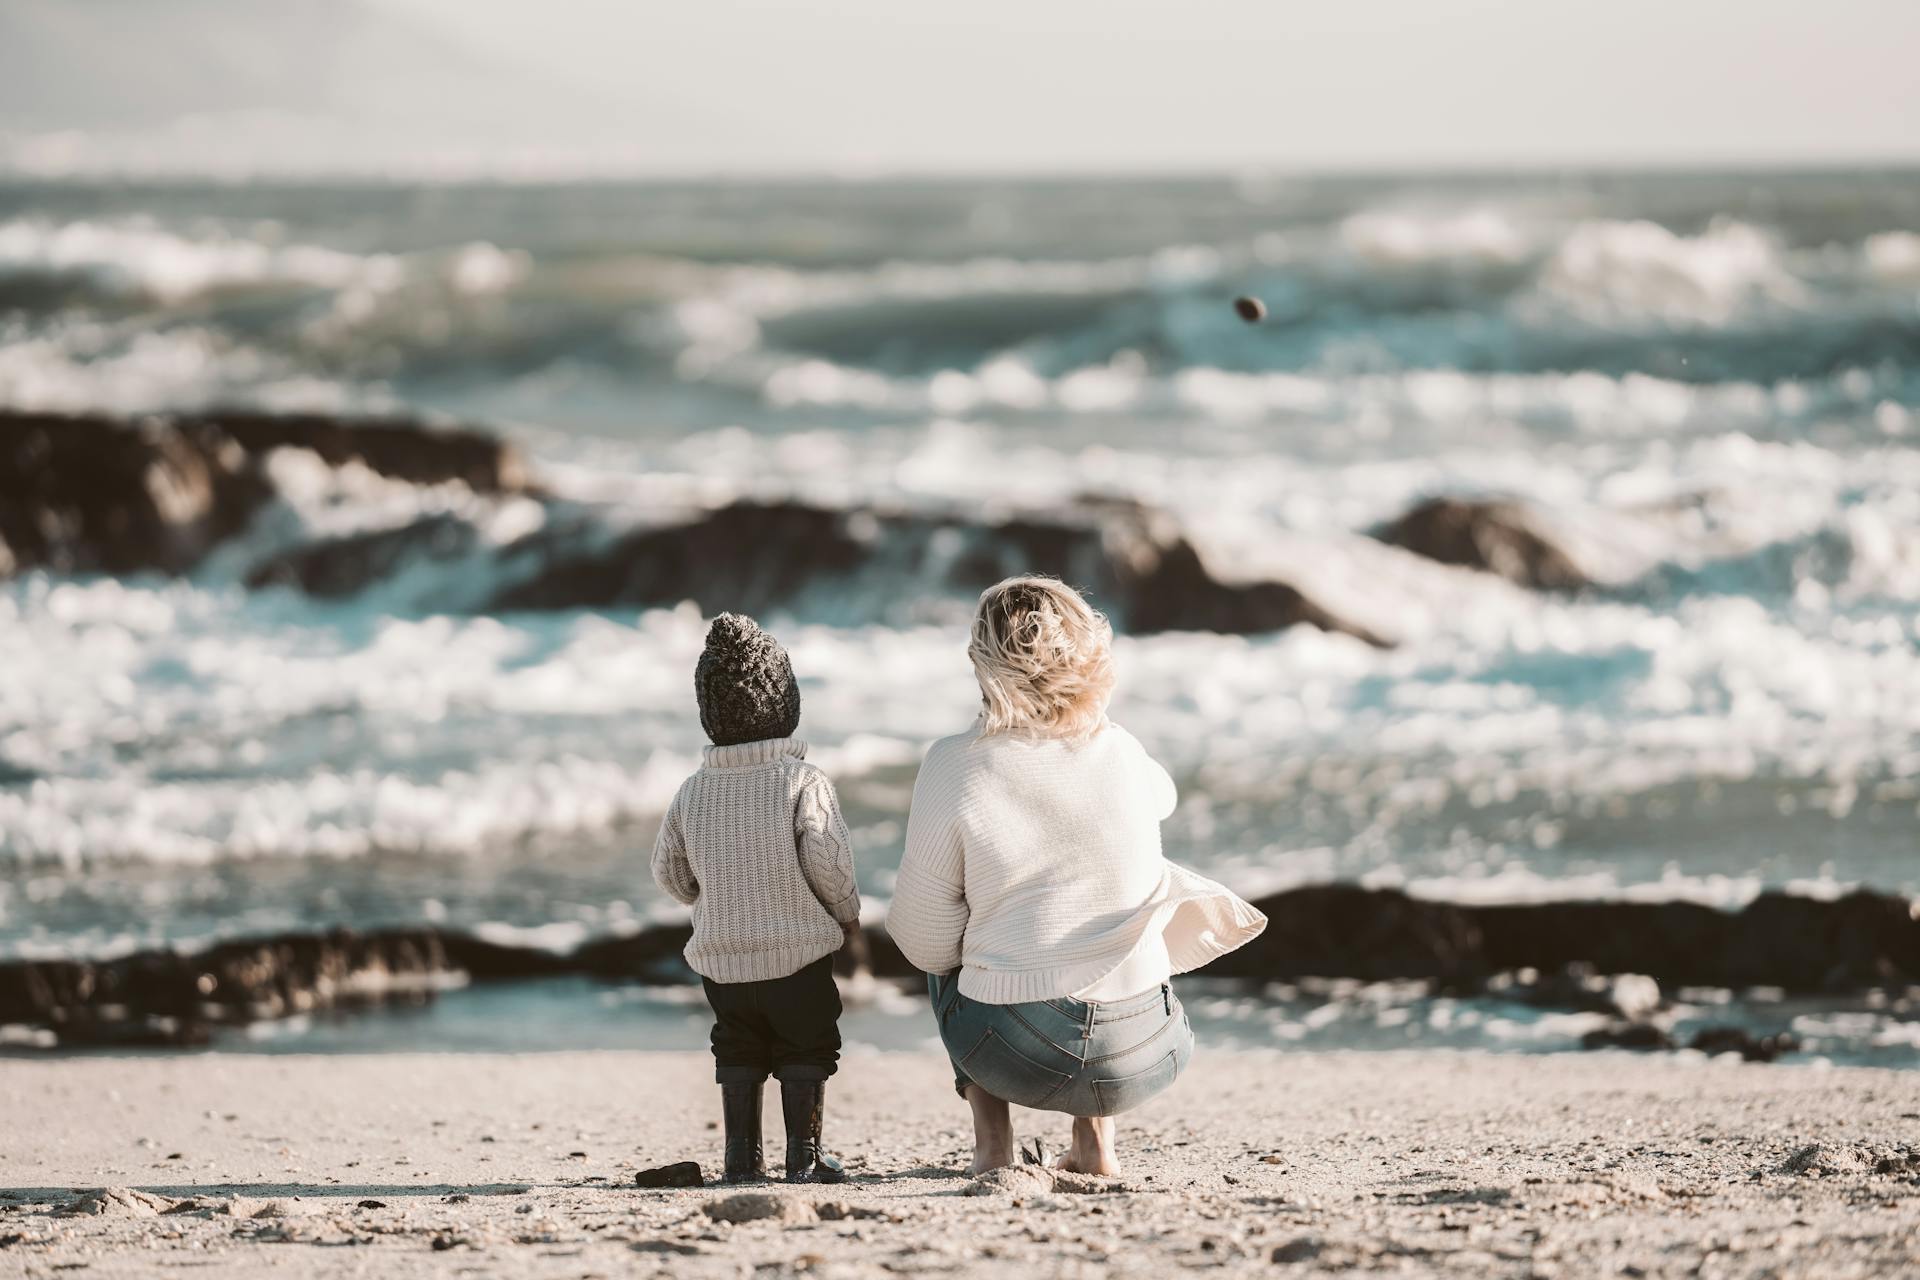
[695,613,802,746]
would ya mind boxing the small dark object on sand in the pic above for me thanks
[356,1199,387,1209]
[1233,295,1267,323]
[634,1161,705,1189]
[1271,1236,1323,1263]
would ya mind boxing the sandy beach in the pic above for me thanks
[4,1048,1918,1277]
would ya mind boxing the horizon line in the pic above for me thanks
[6,153,1920,188]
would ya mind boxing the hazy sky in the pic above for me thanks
[375,0,1920,172]
[6,0,1919,175]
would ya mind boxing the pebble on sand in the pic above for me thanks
[634,1161,704,1189]
[1233,295,1267,323]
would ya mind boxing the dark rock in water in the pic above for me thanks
[201,411,527,493]
[1688,1026,1801,1062]
[0,408,525,581]
[1475,890,1920,993]
[1581,1022,1676,1052]
[858,924,917,980]
[1055,498,1387,643]
[0,411,271,577]
[0,927,456,1046]
[1191,885,1920,995]
[571,925,698,984]
[439,933,577,982]
[488,495,1386,643]
[0,403,1368,644]
[1204,886,1484,983]
[831,922,873,979]
[245,514,481,598]
[634,1161,704,1189]
[1725,891,1920,992]
[1375,497,1590,590]
[1473,899,1731,989]
[492,502,868,616]
[10,887,1913,1049]
[190,927,451,1022]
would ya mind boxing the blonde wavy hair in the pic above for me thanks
[968,576,1116,741]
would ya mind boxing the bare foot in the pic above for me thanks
[964,1085,1015,1174]
[1054,1116,1121,1176]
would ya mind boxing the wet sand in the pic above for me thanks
[4,1048,1918,1277]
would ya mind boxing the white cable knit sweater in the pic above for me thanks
[651,738,861,984]
[888,719,1267,1005]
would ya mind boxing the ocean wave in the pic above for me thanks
[1532,218,1802,325]
[5,538,1918,878]
[742,354,1912,448]
[4,202,1917,423]
[0,319,378,416]
[1334,206,1537,272]
[0,216,400,303]
[0,216,533,308]
[600,219,1920,399]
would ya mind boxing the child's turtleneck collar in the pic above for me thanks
[702,737,808,768]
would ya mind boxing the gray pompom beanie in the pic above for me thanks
[695,613,802,746]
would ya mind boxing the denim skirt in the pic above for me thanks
[927,971,1194,1118]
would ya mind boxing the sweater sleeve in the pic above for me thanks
[887,742,970,975]
[650,790,700,906]
[794,770,862,926]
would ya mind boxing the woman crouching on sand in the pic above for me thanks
[888,576,1267,1175]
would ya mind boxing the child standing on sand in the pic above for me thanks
[651,614,861,1184]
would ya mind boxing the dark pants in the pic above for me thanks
[702,955,843,1085]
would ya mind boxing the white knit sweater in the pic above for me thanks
[651,738,861,984]
[888,719,1267,1004]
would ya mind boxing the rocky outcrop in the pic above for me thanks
[488,497,1390,643]
[8,887,1914,1048]
[1213,886,1919,994]
[0,411,271,577]
[0,927,455,1046]
[570,926,698,985]
[244,514,481,597]
[1375,497,1590,590]
[1471,890,1920,993]
[0,409,527,581]
[829,885,1919,998]
[490,502,871,616]
[205,412,527,493]
[4,407,1378,641]
[1203,885,1485,984]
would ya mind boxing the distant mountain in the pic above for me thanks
[0,0,724,177]
[0,0,492,126]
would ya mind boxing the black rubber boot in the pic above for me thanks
[721,1082,767,1183]
[781,1079,847,1184]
